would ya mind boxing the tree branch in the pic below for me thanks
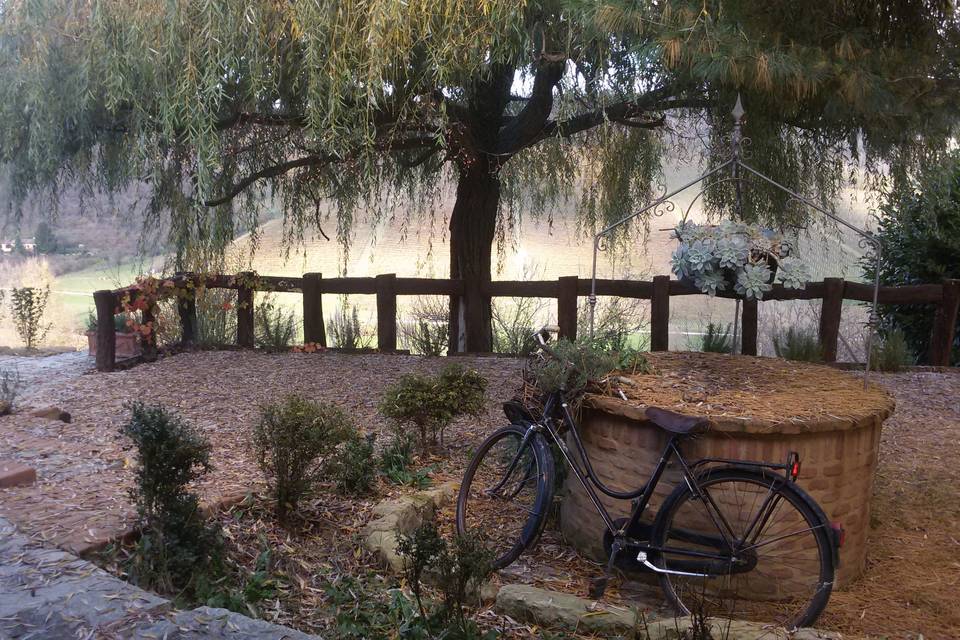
[215,111,308,130]
[494,59,566,155]
[205,154,336,206]
[205,134,442,207]
[528,94,712,146]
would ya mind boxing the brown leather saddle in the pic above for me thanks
[644,406,710,435]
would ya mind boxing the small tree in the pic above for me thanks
[379,364,486,450]
[252,395,355,523]
[10,286,51,349]
[122,402,221,594]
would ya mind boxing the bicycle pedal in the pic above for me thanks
[587,575,609,600]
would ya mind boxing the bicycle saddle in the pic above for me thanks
[644,406,710,435]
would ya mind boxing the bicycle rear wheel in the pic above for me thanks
[651,468,834,631]
[456,425,554,569]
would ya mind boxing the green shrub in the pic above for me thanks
[10,286,51,349]
[402,296,448,356]
[870,329,915,372]
[397,520,493,638]
[121,402,222,595]
[0,367,21,412]
[491,297,547,355]
[195,288,237,347]
[327,296,373,349]
[700,322,732,353]
[377,427,430,487]
[862,151,960,365]
[330,433,377,496]
[379,364,487,449]
[85,310,132,334]
[254,298,298,351]
[772,326,823,362]
[578,297,648,352]
[530,337,618,394]
[252,395,355,523]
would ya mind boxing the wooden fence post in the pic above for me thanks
[651,275,670,351]
[818,277,845,362]
[94,290,116,372]
[741,298,758,356]
[302,272,326,346]
[557,276,578,341]
[178,291,197,345]
[236,272,255,348]
[929,279,960,366]
[376,273,397,351]
[448,296,461,354]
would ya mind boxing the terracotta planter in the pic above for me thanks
[86,331,142,359]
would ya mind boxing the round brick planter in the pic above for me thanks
[559,357,895,590]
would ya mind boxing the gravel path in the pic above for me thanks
[0,351,94,404]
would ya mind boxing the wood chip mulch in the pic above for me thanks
[0,351,957,639]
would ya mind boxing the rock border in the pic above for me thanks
[362,482,457,572]
[495,584,839,640]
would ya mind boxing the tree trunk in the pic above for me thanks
[448,161,499,352]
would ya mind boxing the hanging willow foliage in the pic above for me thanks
[0,0,956,270]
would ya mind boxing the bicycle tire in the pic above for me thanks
[456,424,555,570]
[650,467,835,631]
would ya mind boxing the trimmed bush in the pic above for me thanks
[379,364,487,450]
[330,433,377,496]
[122,402,221,594]
[253,395,355,523]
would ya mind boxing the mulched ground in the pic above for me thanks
[0,351,957,639]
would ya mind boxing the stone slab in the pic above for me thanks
[0,462,35,488]
[0,517,321,640]
[128,607,321,639]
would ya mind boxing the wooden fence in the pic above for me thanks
[92,273,960,372]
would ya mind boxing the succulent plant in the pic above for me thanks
[777,256,811,289]
[694,269,729,296]
[670,245,690,279]
[735,263,774,299]
[671,221,808,300]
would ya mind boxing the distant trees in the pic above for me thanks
[34,222,58,254]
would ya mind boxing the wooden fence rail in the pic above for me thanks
[93,273,960,372]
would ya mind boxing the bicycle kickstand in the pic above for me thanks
[588,540,621,601]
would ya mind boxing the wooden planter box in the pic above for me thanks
[86,331,142,359]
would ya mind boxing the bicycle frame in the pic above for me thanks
[517,389,800,568]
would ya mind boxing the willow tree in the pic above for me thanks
[0,1,957,349]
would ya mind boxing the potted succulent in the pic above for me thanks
[85,311,143,359]
[670,221,811,300]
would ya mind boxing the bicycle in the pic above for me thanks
[456,327,841,631]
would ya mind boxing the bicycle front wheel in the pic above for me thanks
[456,425,554,569]
[651,468,835,631]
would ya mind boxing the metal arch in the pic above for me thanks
[589,95,884,388]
